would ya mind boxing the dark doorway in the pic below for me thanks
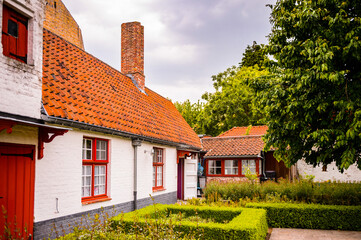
[177,158,184,199]
[265,151,289,179]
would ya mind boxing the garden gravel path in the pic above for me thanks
[269,228,361,240]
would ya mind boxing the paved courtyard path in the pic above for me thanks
[269,228,361,240]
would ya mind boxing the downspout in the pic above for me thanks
[132,139,142,210]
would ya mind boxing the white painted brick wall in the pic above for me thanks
[0,0,45,119]
[137,143,177,200]
[34,128,178,222]
[297,160,361,182]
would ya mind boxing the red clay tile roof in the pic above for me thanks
[218,125,268,137]
[42,29,201,149]
[201,136,264,158]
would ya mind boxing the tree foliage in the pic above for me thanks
[174,100,204,133]
[254,0,361,171]
[175,41,269,136]
[240,41,267,68]
[200,66,269,136]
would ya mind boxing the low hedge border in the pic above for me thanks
[112,204,268,240]
[246,202,361,231]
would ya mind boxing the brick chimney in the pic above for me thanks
[121,22,145,92]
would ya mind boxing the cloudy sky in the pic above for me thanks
[61,0,276,103]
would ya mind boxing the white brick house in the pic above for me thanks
[0,1,201,239]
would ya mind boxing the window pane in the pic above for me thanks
[153,166,156,187]
[96,140,107,160]
[242,160,256,174]
[82,139,92,160]
[225,160,232,168]
[94,165,106,195]
[157,149,163,163]
[208,160,222,175]
[82,166,92,197]
[209,160,214,168]
[225,160,237,175]
[157,166,163,186]
[8,19,18,37]
[233,160,238,167]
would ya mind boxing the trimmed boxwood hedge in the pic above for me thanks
[246,202,361,231]
[112,204,268,240]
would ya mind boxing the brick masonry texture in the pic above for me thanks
[121,22,145,91]
[33,192,177,240]
[206,176,258,184]
[44,0,84,49]
[0,0,45,119]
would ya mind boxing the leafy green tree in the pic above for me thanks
[255,0,361,171]
[200,66,269,136]
[240,41,267,68]
[174,100,204,133]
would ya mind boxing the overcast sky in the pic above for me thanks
[61,0,276,103]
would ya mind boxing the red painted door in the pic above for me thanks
[0,143,35,239]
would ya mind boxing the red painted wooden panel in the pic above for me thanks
[17,20,28,62]
[0,143,35,239]
[1,6,28,63]
[1,6,10,57]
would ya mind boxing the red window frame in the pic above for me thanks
[81,137,109,203]
[206,159,260,177]
[2,5,28,63]
[153,148,164,191]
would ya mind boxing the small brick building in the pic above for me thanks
[201,125,361,184]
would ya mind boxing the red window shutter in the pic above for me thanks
[17,20,27,62]
[1,6,10,57]
[8,17,17,59]
[2,5,28,63]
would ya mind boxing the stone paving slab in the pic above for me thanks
[269,228,361,240]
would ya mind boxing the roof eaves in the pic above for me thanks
[42,115,201,151]
[204,154,261,159]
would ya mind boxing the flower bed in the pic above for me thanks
[112,204,268,240]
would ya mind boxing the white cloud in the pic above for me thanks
[61,0,276,103]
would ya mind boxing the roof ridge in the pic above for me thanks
[202,135,264,141]
[43,28,133,80]
[43,28,165,98]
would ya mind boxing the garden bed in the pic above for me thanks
[204,179,361,205]
[246,202,361,231]
[112,204,268,240]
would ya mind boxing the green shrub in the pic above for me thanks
[204,180,361,205]
[112,204,268,240]
[246,202,361,231]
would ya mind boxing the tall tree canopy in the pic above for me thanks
[240,41,267,68]
[255,0,361,171]
[174,100,204,133]
[200,66,268,136]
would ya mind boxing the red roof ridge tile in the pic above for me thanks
[201,135,264,141]
[218,125,268,137]
[43,28,131,80]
